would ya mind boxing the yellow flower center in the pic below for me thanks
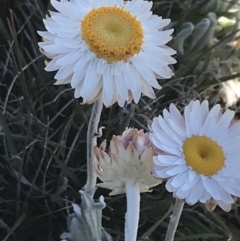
[183,136,225,176]
[81,6,144,63]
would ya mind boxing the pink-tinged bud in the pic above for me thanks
[94,128,162,195]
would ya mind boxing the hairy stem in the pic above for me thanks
[165,199,184,241]
[125,180,140,241]
[84,99,103,196]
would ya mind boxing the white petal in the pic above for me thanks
[84,80,102,103]
[216,201,232,212]
[201,104,220,136]
[166,177,178,192]
[80,61,101,98]
[202,178,212,194]
[55,62,75,79]
[103,67,114,99]
[50,0,84,19]
[115,73,129,100]
[56,50,82,65]
[71,70,86,88]
[186,182,204,205]
[154,167,173,178]
[166,164,188,176]
[158,116,183,144]
[157,155,184,165]
[188,169,197,182]
[181,174,199,191]
[169,171,188,188]
[131,55,161,89]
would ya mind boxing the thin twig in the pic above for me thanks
[84,99,103,196]
[165,199,184,241]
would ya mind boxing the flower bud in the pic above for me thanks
[94,128,162,195]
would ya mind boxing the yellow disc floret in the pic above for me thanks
[81,6,144,62]
[183,136,225,176]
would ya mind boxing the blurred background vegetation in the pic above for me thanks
[0,0,240,240]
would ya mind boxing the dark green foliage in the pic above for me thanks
[0,0,240,241]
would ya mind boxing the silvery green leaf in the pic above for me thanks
[174,22,195,54]
[60,190,112,241]
[217,0,229,13]
[188,18,210,52]
[190,13,217,55]
[199,0,218,14]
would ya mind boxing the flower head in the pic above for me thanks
[38,0,176,107]
[150,100,240,211]
[94,128,162,195]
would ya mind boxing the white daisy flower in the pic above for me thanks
[38,0,176,107]
[150,100,240,212]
